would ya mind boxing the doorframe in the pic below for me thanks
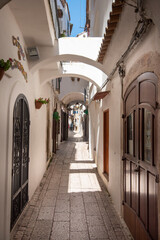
[123,72,159,239]
[4,82,29,239]
[103,109,109,180]
[11,94,30,229]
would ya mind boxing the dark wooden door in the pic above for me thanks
[11,95,30,229]
[123,72,158,240]
[61,111,68,141]
[61,110,63,142]
[63,112,67,140]
[52,118,57,154]
[66,113,68,139]
[104,110,109,176]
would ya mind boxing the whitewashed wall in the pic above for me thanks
[89,0,112,37]
[88,1,160,217]
[59,77,88,101]
[0,5,55,239]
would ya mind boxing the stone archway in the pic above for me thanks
[61,92,85,105]
[124,52,160,94]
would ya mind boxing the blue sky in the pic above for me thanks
[67,0,86,37]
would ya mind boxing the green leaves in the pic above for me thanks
[53,111,60,121]
[84,109,88,115]
[35,98,49,104]
[0,58,13,71]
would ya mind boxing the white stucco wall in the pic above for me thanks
[91,74,122,213]
[59,76,88,101]
[0,5,55,239]
[88,1,160,218]
[89,0,112,37]
[62,62,107,87]
[58,37,102,60]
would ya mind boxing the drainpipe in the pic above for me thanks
[118,63,125,101]
[137,0,144,17]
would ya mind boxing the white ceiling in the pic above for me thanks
[9,0,55,47]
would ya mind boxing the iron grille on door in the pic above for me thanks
[11,95,30,229]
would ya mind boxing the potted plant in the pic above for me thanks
[84,109,88,115]
[60,30,67,38]
[53,111,60,121]
[35,98,49,109]
[0,58,13,80]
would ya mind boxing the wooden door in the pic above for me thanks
[104,110,109,176]
[123,72,158,240]
[52,119,56,153]
[52,110,57,154]
[11,95,30,228]
[61,110,63,142]
[62,112,68,141]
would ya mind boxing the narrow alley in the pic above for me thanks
[11,132,132,240]
[1,0,160,239]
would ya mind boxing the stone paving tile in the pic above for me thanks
[85,202,101,216]
[54,212,70,222]
[42,196,56,207]
[70,231,89,240]
[70,213,87,231]
[11,132,133,240]
[58,186,69,193]
[55,199,70,213]
[88,225,108,239]
[83,192,97,203]
[90,238,109,240]
[57,193,70,200]
[45,189,58,198]
[51,222,69,240]
[86,215,104,226]
[30,220,52,240]
[38,206,54,220]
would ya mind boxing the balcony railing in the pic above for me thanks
[49,0,60,39]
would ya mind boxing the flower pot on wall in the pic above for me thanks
[0,68,4,81]
[35,101,43,109]
[35,98,49,109]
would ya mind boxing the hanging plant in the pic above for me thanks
[60,30,67,38]
[0,58,13,81]
[84,109,88,115]
[35,98,49,109]
[53,111,60,121]
[60,33,66,38]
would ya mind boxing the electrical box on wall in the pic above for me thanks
[27,47,39,60]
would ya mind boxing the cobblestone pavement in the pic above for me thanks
[11,132,133,240]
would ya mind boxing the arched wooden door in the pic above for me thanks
[11,95,30,229]
[123,72,158,240]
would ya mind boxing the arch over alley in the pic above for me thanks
[61,92,85,105]
[29,37,108,88]
[39,69,101,89]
